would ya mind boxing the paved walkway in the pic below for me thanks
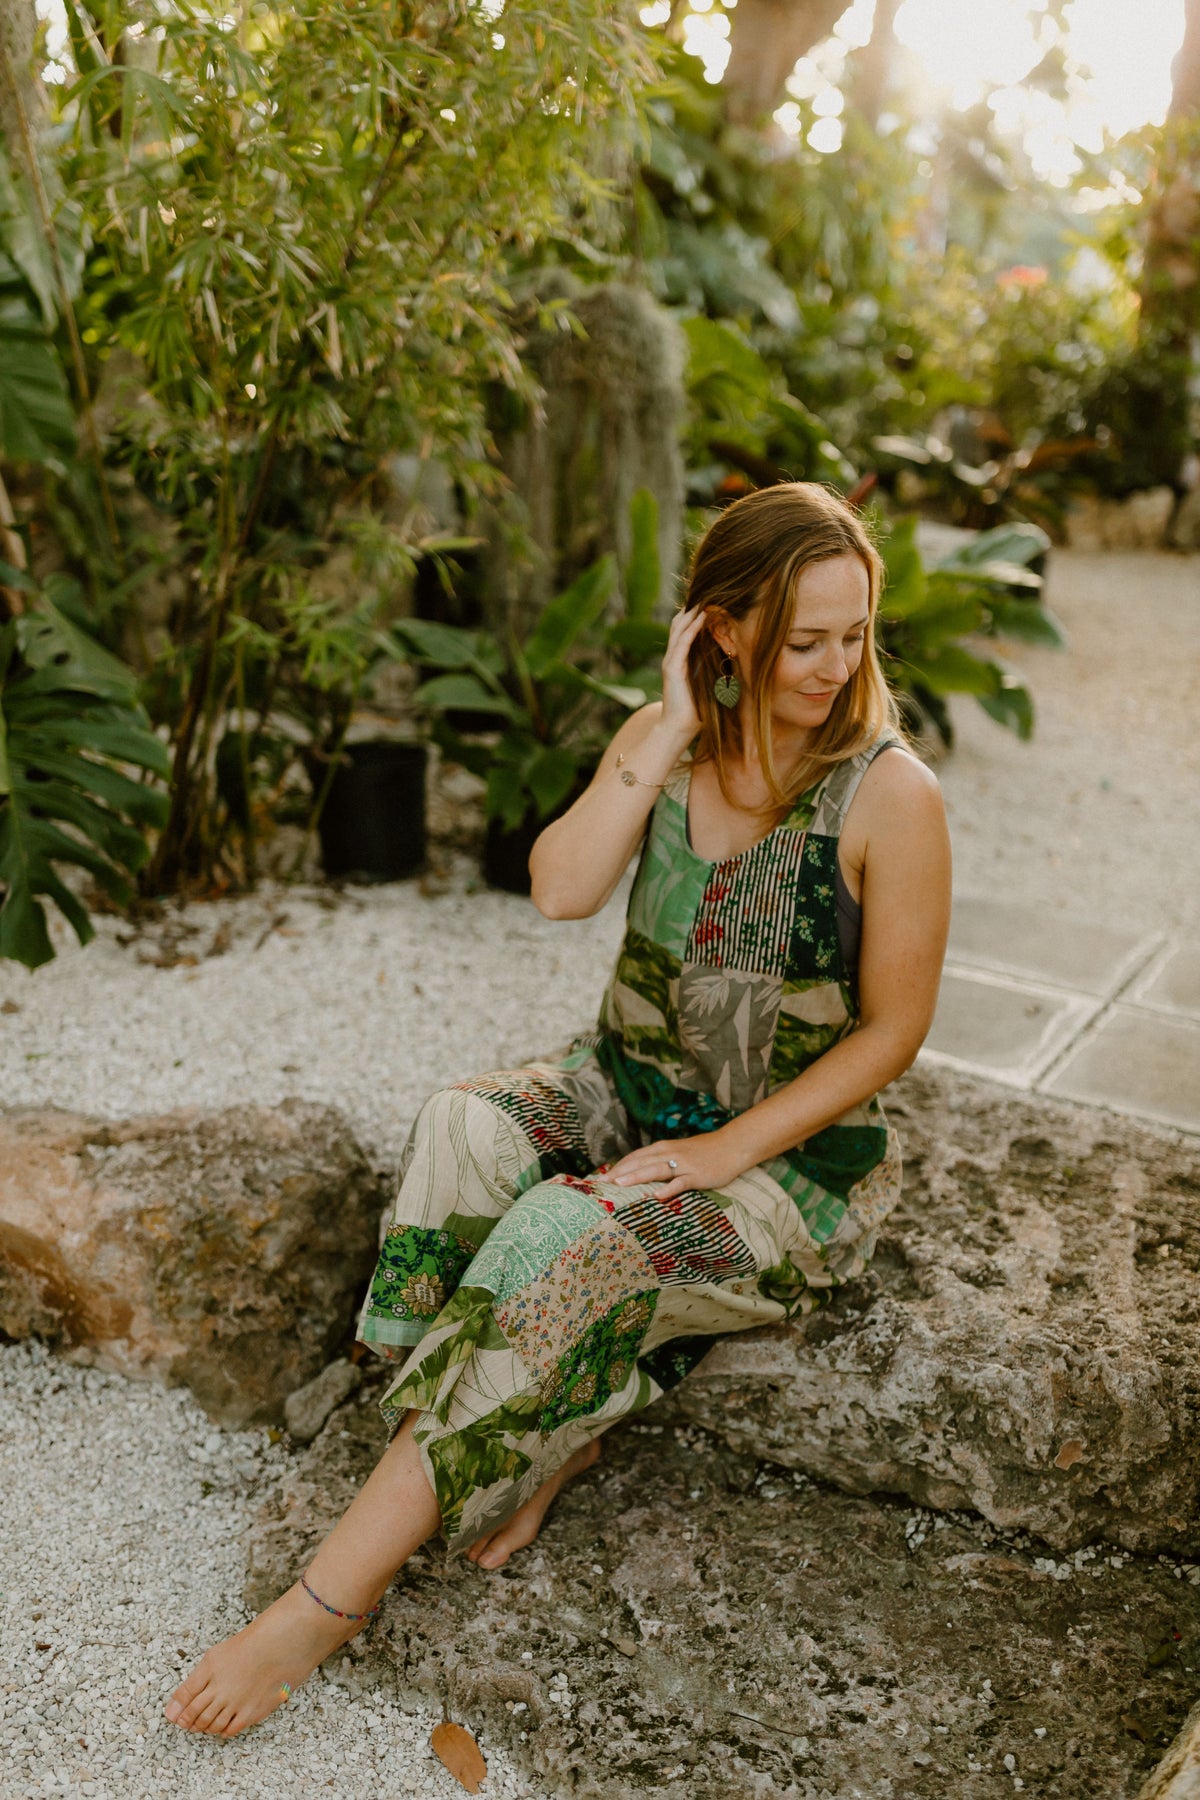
[915,545,1200,1136]
[922,895,1200,1134]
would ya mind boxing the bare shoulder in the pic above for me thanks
[856,744,944,827]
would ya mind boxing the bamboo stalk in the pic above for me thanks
[0,28,124,574]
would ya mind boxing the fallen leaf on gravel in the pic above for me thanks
[1120,1713,1151,1741]
[431,1720,487,1792]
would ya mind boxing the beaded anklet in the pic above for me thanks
[299,1571,381,1623]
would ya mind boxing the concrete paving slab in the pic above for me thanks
[921,966,1099,1084]
[1132,942,1200,1020]
[947,892,1154,996]
[1045,1005,1200,1135]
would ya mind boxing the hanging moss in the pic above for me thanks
[482,275,686,632]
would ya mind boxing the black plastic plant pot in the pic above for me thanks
[314,739,428,882]
[483,810,542,894]
[483,775,592,895]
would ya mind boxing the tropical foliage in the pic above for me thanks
[400,491,667,834]
[878,517,1063,745]
[0,570,169,967]
[2,0,647,902]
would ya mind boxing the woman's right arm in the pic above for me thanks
[529,604,707,920]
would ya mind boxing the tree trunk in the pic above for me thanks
[722,0,853,125]
[850,0,900,130]
[0,0,55,199]
[1136,0,1200,475]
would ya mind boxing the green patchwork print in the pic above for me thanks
[599,924,680,1063]
[785,835,845,983]
[379,1285,505,1430]
[465,1183,610,1305]
[597,1034,735,1138]
[419,1390,542,1541]
[628,793,711,958]
[789,1122,890,1202]
[769,988,852,1086]
[757,1254,833,1315]
[364,1224,478,1347]
[539,1289,660,1437]
[639,1332,716,1394]
[764,1157,848,1243]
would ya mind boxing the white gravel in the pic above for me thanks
[0,1341,542,1800]
[0,872,628,1168]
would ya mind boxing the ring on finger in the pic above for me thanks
[667,1157,678,1171]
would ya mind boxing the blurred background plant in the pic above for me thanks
[0,0,648,912]
[0,0,1197,960]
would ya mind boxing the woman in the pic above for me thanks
[165,481,951,1738]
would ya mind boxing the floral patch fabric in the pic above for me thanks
[357,734,904,1551]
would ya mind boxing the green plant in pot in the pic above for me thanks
[397,496,668,893]
[877,515,1065,746]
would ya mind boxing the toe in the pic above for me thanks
[177,1682,217,1731]
[166,1662,212,1726]
[193,1699,226,1735]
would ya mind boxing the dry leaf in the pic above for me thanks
[431,1720,487,1793]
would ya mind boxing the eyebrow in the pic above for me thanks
[786,616,871,635]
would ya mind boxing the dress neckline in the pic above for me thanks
[681,759,825,868]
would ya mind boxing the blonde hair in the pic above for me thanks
[684,482,903,816]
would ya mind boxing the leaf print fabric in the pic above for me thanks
[356,732,906,1551]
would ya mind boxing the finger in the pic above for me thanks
[668,607,708,637]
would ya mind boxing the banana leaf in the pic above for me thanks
[0,621,169,968]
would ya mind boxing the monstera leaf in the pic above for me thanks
[0,583,170,968]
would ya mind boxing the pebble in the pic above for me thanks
[0,1342,544,1800]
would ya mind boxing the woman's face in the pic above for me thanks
[715,552,871,733]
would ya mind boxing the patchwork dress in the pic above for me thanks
[356,733,904,1549]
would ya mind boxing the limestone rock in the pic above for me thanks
[243,1372,1200,1800]
[285,1357,364,1444]
[0,1101,389,1426]
[1168,488,1200,551]
[666,1068,1200,1554]
[1065,488,1176,550]
[1137,1699,1200,1799]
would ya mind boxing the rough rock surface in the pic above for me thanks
[1168,487,1200,551]
[244,1369,1200,1800]
[666,1067,1200,1554]
[1138,1699,1200,1800]
[285,1356,364,1443]
[1064,487,1177,550]
[0,1101,388,1426]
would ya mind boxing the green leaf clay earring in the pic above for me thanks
[714,655,741,708]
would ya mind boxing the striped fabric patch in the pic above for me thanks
[684,828,809,976]
[618,1189,758,1287]
[450,1071,591,1173]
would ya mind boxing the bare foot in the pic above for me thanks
[163,1581,365,1737]
[466,1439,601,1570]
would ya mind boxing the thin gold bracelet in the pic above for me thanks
[615,752,668,789]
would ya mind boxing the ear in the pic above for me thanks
[705,611,738,660]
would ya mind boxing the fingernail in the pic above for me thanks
[165,1703,181,1722]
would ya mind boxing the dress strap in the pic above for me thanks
[806,734,903,837]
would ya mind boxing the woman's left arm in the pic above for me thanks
[609,752,952,1198]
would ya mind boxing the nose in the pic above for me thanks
[817,643,850,686]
